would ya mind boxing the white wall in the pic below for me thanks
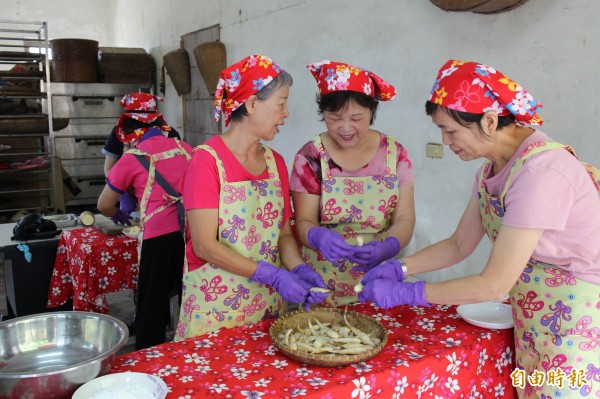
[0,0,116,45]
[4,0,599,282]
[112,0,599,282]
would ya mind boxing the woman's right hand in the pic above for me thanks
[250,261,312,304]
[307,226,354,262]
[349,237,401,271]
[291,264,329,310]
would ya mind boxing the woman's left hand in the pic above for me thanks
[349,237,401,271]
[358,280,430,309]
[119,192,136,215]
[359,258,405,282]
[110,209,132,226]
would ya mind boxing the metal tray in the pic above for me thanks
[44,213,79,228]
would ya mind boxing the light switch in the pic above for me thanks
[426,143,443,158]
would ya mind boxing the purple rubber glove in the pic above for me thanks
[119,192,136,215]
[110,209,132,226]
[360,258,405,283]
[307,226,354,262]
[250,261,312,304]
[291,264,329,310]
[349,237,401,271]
[358,279,431,309]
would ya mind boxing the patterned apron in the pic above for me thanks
[303,134,399,306]
[127,138,191,263]
[477,141,600,399]
[176,144,285,339]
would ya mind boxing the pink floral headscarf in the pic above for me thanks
[306,60,395,101]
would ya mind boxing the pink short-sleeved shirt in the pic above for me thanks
[182,135,293,268]
[473,130,600,284]
[107,132,192,240]
[290,132,414,195]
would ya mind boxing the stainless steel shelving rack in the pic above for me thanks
[0,20,57,216]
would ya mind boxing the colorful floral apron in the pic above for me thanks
[478,141,600,399]
[127,138,191,263]
[176,144,285,339]
[303,134,399,306]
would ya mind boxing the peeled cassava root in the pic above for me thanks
[278,309,380,355]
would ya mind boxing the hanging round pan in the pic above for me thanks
[193,41,226,96]
[430,0,528,14]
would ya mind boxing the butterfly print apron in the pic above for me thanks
[176,144,285,338]
[478,141,599,398]
[127,139,191,263]
[303,134,399,307]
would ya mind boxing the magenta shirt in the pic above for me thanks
[290,132,414,195]
[473,130,600,285]
[181,135,293,270]
[107,134,192,239]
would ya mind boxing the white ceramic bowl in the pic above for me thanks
[72,372,167,399]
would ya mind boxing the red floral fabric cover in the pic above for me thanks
[111,303,516,398]
[47,227,138,313]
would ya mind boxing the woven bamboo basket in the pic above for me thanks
[430,0,528,14]
[163,48,191,95]
[270,308,388,367]
[193,41,226,95]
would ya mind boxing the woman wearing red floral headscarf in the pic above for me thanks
[291,60,416,307]
[176,55,327,339]
[358,60,600,399]
[98,93,192,350]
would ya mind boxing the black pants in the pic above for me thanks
[135,231,184,350]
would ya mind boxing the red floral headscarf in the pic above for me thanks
[214,54,284,127]
[306,60,395,101]
[115,112,170,143]
[116,92,171,143]
[428,60,543,126]
[120,92,162,112]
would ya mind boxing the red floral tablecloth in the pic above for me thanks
[47,227,138,313]
[110,303,517,398]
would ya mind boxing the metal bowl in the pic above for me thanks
[0,311,129,399]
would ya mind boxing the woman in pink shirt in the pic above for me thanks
[358,60,600,399]
[176,55,327,339]
[98,97,192,350]
[291,60,416,307]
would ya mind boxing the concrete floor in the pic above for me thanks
[105,291,138,355]
[107,290,178,355]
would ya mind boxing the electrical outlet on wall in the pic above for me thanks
[426,143,443,158]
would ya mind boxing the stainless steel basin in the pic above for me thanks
[0,311,129,399]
